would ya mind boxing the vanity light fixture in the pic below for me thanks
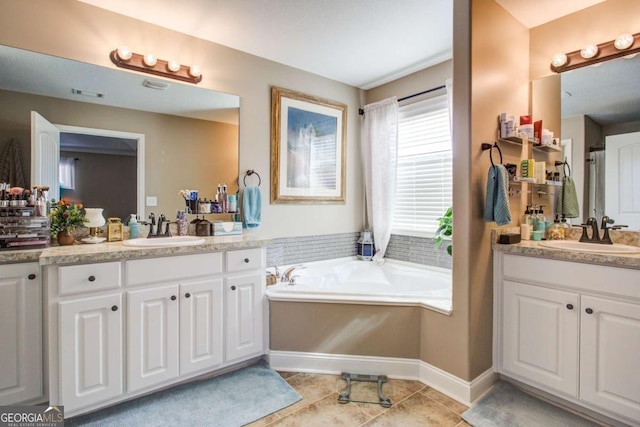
[614,33,635,50]
[580,44,599,59]
[110,47,202,84]
[551,31,640,73]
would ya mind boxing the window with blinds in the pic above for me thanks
[393,95,452,236]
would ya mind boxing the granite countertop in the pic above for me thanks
[0,235,272,266]
[492,229,640,270]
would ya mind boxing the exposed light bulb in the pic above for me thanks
[143,53,157,67]
[188,65,201,78]
[580,45,599,59]
[614,33,634,50]
[551,53,568,68]
[116,46,132,61]
[167,60,181,72]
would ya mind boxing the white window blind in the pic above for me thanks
[393,95,452,235]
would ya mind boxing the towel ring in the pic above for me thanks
[481,142,502,166]
[243,169,261,187]
[554,160,571,177]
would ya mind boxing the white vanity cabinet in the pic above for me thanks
[54,261,123,412]
[46,246,266,417]
[0,262,42,405]
[494,252,640,425]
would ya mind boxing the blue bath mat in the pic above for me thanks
[66,359,301,427]
[462,381,599,427]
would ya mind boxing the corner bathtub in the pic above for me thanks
[266,257,452,314]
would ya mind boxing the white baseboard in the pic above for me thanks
[267,350,497,406]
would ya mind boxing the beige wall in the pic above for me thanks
[530,0,640,81]
[365,60,452,104]
[0,0,363,239]
[0,89,237,218]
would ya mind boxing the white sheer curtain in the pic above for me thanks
[361,97,398,259]
[445,78,453,134]
[59,157,76,190]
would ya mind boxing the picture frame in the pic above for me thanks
[270,86,347,204]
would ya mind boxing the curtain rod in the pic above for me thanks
[358,84,446,115]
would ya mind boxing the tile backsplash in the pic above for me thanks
[266,232,452,269]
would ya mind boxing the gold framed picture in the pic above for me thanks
[270,86,347,204]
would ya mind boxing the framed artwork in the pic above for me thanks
[270,86,347,204]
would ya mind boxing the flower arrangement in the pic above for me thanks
[49,199,87,237]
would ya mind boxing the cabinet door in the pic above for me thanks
[59,293,122,412]
[0,263,42,405]
[180,278,224,375]
[128,285,179,392]
[502,280,579,397]
[225,273,263,362]
[580,296,640,421]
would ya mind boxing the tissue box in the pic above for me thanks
[213,221,243,236]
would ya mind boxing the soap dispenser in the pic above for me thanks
[536,205,547,233]
[520,206,532,240]
[129,214,139,239]
[548,215,564,240]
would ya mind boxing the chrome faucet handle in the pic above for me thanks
[288,274,302,286]
[271,266,281,280]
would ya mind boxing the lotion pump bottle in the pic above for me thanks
[129,214,139,239]
[520,206,532,240]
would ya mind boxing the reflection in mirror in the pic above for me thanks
[0,45,240,221]
[559,53,640,230]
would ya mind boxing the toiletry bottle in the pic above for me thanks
[222,183,228,213]
[536,205,547,232]
[216,183,221,204]
[548,215,564,240]
[559,215,570,239]
[129,214,139,239]
[520,206,532,240]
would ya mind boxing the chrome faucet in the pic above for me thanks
[282,265,305,282]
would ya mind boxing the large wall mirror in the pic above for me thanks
[0,45,239,221]
[535,52,640,230]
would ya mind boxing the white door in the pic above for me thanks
[501,280,580,397]
[605,132,640,230]
[30,111,60,202]
[225,273,263,362]
[0,263,42,405]
[580,296,640,422]
[128,285,179,392]
[180,278,224,375]
[59,294,123,412]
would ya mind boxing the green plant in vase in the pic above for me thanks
[49,199,87,243]
[434,206,452,256]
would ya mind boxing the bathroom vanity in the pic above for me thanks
[0,236,269,417]
[493,240,640,426]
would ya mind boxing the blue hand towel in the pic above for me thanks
[484,165,512,226]
[243,186,262,229]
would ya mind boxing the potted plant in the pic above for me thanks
[49,199,87,245]
[434,206,453,256]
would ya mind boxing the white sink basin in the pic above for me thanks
[538,240,640,254]
[122,236,205,248]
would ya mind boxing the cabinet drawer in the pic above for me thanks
[59,262,122,295]
[226,248,263,272]
[126,252,222,286]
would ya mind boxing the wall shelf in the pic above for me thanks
[499,137,561,153]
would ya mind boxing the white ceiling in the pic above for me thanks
[78,0,454,90]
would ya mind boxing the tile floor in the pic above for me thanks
[247,372,471,427]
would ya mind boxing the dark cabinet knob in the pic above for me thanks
[185,293,191,298]
[244,258,250,263]
[231,285,237,291]
[88,275,96,282]
[585,308,594,314]
[111,305,118,311]
[170,295,177,301]
[566,304,574,310]
[28,274,36,280]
